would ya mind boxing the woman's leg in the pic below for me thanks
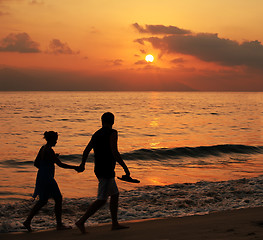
[23,199,48,232]
[54,195,63,228]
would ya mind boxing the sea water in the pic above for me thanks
[0,91,262,232]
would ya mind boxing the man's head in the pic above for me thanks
[101,112,115,126]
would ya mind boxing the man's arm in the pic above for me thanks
[79,138,93,171]
[110,131,130,176]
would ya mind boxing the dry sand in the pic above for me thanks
[2,207,263,240]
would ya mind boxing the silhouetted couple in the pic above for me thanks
[24,112,130,233]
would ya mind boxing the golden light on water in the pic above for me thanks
[150,119,159,127]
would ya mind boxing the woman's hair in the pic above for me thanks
[44,131,58,141]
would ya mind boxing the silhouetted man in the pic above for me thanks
[75,112,130,234]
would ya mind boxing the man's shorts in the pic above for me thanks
[97,178,119,200]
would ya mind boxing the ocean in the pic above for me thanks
[0,91,262,232]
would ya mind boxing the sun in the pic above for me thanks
[145,54,154,63]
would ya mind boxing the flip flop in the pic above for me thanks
[117,175,140,183]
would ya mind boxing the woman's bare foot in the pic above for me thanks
[75,221,86,234]
[111,223,129,231]
[23,220,32,232]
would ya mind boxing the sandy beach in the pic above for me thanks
[2,207,263,240]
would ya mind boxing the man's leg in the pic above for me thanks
[110,193,119,225]
[75,199,106,234]
[110,193,129,230]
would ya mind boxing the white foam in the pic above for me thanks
[1,176,263,233]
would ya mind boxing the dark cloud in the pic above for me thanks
[0,11,9,16]
[134,39,145,45]
[112,59,123,66]
[171,58,185,64]
[137,33,263,69]
[90,26,99,34]
[48,39,79,55]
[132,23,191,35]
[0,32,40,53]
[107,59,123,66]
[29,0,44,5]
[134,60,147,65]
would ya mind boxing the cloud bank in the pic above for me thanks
[0,67,194,91]
[134,23,263,69]
[0,32,40,53]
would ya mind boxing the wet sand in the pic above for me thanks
[2,207,263,240]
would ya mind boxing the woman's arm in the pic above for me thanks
[54,156,77,170]
[50,148,78,170]
[34,146,43,169]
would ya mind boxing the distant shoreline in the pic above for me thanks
[1,90,263,92]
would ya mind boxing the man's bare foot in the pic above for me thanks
[23,220,32,232]
[56,224,72,230]
[75,221,86,234]
[112,223,129,231]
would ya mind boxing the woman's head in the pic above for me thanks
[44,131,58,146]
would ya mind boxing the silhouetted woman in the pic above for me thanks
[23,131,78,232]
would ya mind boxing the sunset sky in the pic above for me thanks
[0,0,263,91]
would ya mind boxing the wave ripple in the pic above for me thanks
[122,144,263,160]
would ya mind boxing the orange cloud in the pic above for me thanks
[47,39,79,55]
[0,32,40,53]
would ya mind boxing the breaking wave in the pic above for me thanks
[1,144,262,167]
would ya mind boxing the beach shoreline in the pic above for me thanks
[2,207,263,240]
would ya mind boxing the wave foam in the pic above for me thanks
[1,175,263,233]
